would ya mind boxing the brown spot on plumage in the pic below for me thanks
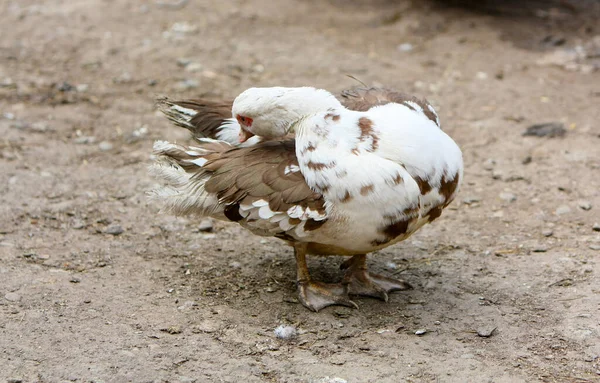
[340,190,352,203]
[357,117,379,152]
[325,113,341,122]
[383,219,410,238]
[414,176,433,195]
[301,142,317,154]
[372,218,413,246]
[360,184,375,196]
[440,172,460,205]
[392,172,403,185]
[306,160,336,171]
[427,206,443,222]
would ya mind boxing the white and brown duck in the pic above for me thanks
[150,86,463,311]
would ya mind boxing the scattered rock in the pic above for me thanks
[185,62,203,72]
[274,325,297,340]
[176,57,192,67]
[74,136,96,144]
[315,378,348,383]
[98,141,113,151]
[577,201,592,211]
[414,329,427,336]
[397,43,413,52]
[476,71,488,80]
[463,196,481,205]
[72,220,86,229]
[590,244,600,251]
[113,72,133,84]
[482,159,496,171]
[105,225,124,235]
[542,229,554,237]
[477,326,497,338]
[523,122,566,138]
[174,79,199,90]
[161,326,182,334]
[169,22,198,34]
[593,223,600,232]
[197,219,213,232]
[492,170,503,180]
[499,192,516,202]
[555,205,571,215]
[522,156,532,165]
[532,245,548,253]
[4,292,21,302]
[70,277,81,283]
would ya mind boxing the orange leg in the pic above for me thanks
[293,243,358,312]
[341,254,412,302]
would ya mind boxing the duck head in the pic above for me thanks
[231,87,342,142]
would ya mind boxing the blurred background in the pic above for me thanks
[1,1,599,382]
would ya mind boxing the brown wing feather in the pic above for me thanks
[340,87,439,126]
[204,139,325,217]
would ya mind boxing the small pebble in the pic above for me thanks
[274,325,297,340]
[197,219,213,232]
[593,223,600,232]
[463,196,481,205]
[98,141,113,151]
[577,201,592,211]
[492,170,503,180]
[590,245,600,251]
[38,254,50,260]
[74,136,96,144]
[84,299,92,304]
[532,246,547,253]
[483,159,496,170]
[72,220,86,229]
[397,43,413,52]
[105,225,124,235]
[185,63,203,72]
[414,329,427,336]
[476,71,488,80]
[70,277,81,283]
[523,122,566,138]
[175,79,199,90]
[542,229,554,237]
[555,205,571,215]
[477,326,497,337]
[315,378,348,383]
[4,292,21,302]
[499,192,516,202]
[164,326,182,334]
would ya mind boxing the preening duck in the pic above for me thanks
[150,86,463,311]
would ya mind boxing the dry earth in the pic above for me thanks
[1,0,600,382]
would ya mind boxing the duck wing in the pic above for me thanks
[150,138,328,240]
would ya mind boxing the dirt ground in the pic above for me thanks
[1,0,600,382]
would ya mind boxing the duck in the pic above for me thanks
[150,86,463,312]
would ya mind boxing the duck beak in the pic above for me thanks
[238,127,255,143]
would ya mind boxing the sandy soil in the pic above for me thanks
[1,0,600,382]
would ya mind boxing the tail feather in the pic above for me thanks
[148,140,231,217]
[156,97,243,145]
